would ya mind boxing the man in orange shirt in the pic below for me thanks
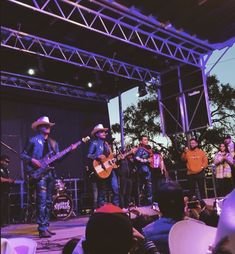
[181,138,208,199]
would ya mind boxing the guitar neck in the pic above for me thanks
[47,141,81,164]
[116,150,133,160]
[124,150,133,157]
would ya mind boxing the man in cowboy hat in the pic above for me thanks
[87,124,120,208]
[21,116,59,238]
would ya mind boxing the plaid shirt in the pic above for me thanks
[214,151,233,179]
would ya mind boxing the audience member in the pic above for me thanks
[213,143,233,196]
[66,203,160,254]
[142,181,184,254]
[224,134,235,187]
[82,208,133,254]
[181,138,208,199]
[185,198,219,227]
[224,135,235,158]
[168,189,235,254]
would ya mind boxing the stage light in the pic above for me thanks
[87,82,93,88]
[28,68,35,75]
[145,77,160,87]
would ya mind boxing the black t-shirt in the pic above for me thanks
[0,167,10,192]
[42,139,49,157]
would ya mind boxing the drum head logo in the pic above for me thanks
[54,200,70,210]
[52,195,73,220]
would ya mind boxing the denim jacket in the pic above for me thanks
[135,146,151,163]
[87,139,110,160]
[21,134,59,173]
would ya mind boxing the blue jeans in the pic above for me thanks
[97,171,120,207]
[36,173,54,232]
[138,165,152,205]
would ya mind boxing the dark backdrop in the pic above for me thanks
[1,88,110,180]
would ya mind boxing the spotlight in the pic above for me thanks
[145,77,160,87]
[138,83,147,97]
[28,68,35,75]
[87,82,93,88]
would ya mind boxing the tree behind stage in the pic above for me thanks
[111,75,235,167]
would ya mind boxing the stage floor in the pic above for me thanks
[1,216,89,253]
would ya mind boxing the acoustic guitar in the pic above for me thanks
[93,148,136,179]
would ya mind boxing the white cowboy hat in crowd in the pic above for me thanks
[169,219,217,254]
[91,124,108,136]
[31,116,55,130]
[169,189,235,254]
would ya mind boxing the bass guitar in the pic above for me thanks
[93,148,136,179]
[27,136,90,180]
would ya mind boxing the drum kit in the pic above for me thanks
[52,179,73,220]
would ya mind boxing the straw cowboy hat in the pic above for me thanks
[169,219,217,254]
[91,124,108,136]
[31,116,55,130]
[169,189,235,254]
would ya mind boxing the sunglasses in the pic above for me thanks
[40,124,51,129]
[98,130,107,134]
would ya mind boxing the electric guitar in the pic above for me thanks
[27,136,90,180]
[93,148,136,179]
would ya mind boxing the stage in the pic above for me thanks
[1,216,88,254]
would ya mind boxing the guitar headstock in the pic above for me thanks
[82,136,90,143]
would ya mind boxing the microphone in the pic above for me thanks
[149,139,163,146]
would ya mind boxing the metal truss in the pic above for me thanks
[7,0,214,67]
[1,71,110,102]
[1,27,159,83]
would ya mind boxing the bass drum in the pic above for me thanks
[52,194,73,220]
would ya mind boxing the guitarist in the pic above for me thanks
[87,124,119,208]
[20,116,77,238]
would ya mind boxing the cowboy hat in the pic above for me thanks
[31,116,55,130]
[169,219,217,254]
[91,124,108,136]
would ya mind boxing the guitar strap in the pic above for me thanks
[139,145,152,156]
[48,138,57,154]
[103,141,111,157]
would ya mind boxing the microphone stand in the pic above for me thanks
[1,140,18,154]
